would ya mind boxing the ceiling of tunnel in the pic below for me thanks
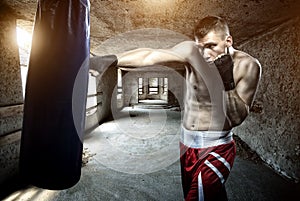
[1,0,300,53]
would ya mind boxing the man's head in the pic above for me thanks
[194,16,233,63]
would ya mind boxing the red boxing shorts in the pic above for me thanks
[180,127,236,201]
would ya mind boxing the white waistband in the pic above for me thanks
[180,126,233,148]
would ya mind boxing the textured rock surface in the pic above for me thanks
[0,132,21,184]
[234,17,300,182]
[0,6,23,106]
[3,0,299,51]
[0,4,23,185]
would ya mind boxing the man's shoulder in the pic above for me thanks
[233,49,261,69]
[233,49,262,81]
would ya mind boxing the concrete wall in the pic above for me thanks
[0,6,24,184]
[88,56,118,127]
[234,17,300,182]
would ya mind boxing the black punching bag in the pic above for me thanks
[20,0,90,190]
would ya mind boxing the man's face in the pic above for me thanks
[195,31,228,63]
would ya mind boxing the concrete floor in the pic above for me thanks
[1,105,299,201]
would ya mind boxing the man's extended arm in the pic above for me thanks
[117,41,197,67]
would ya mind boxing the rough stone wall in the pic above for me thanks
[3,0,300,49]
[234,17,300,182]
[0,5,23,184]
[0,7,23,107]
[89,0,300,52]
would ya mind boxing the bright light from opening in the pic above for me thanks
[16,26,33,98]
[16,27,32,49]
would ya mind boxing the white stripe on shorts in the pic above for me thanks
[198,172,204,201]
[204,160,225,184]
[209,152,231,171]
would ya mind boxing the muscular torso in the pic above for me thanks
[183,65,231,131]
[183,50,249,131]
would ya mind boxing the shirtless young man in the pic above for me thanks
[116,16,261,201]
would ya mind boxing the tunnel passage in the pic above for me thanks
[85,28,190,132]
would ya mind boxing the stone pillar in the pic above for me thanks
[0,5,24,184]
[88,56,118,127]
[143,77,148,97]
[158,77,164,96]
[123,72,138,106]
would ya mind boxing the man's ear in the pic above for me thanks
[225,35,233,47]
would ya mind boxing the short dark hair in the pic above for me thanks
[194,16,230,40]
